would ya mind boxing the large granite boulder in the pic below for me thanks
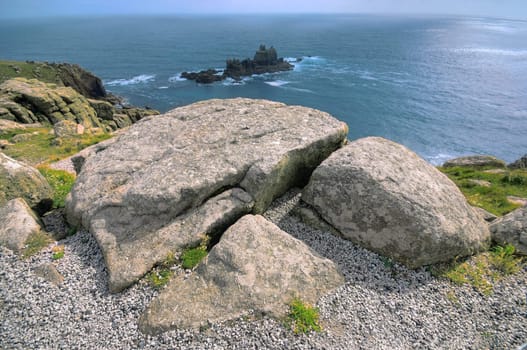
[139,214,344,333]
[0,152,53,209]
[442,155,506,168]
[303,137,490,268]
[66,98,348,292]
[0,198,44,253]
[490,208,527,255]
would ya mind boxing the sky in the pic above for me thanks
[1,0,526,20]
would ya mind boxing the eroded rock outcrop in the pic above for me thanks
[490,208,527,255]
[0,78,158,132]
[0,198,44,253]
[66,98,348,291]
[0,152,53,209]
[302,137,491,268]
[508,154,527,169]
[139,214,344,333]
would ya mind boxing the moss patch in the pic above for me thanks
[180,246,208,270]
[438,166,527,216]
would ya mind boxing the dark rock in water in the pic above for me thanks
[181,69,224,84]
[508,154,527,169]
[183,45,294,83]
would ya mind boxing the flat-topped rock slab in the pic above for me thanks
[66,98,348,291]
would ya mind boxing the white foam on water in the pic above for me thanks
[453,47,527,57]
[168,73,187,82]
[106,74,155,86]
[264,80,290,87]
[158,86,169,89]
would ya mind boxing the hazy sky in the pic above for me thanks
[1,0,526,20]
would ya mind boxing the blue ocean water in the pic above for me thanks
[1,14,526,164]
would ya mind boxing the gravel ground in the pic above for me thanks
[1,190,526,349]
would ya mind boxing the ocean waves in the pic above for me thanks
[105,74,155,86]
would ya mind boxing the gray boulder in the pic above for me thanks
[0,152,53,209]
[66,98,347,291]
[0,198,44,252]
[53,119,84,137]
[442,155,506,168]
[139,214,344,333]
[33,263,64,286]
[508,154,527,169]
[490,208,527,255]
[303,137,490,268]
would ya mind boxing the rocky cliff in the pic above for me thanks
[0,60,159,131]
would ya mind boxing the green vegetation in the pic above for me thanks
[147,252,177,289]
[37,166,76,208]
[0,60,63,85]
[439,166,527,216]
[0,127,111,165]
[180,246,208,269]
[431,244,524,296]
[22,231,53,258]
[286,298,322,334]
[51,245,65,260]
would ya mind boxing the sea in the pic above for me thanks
[1,14,526,164]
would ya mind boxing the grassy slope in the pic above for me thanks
[439,166,527,216]
[0,60,63,85]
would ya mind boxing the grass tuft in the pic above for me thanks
[51,245,65,260]
[37,166,76,208]
[431,244,524,296]
[286,298,322,334]
[146,252,177,289]
[22,231,53,258]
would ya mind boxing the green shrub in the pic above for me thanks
[286,298,322,334]
[37,166,76,208]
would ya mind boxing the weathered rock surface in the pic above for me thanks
[0,152,53,208]
[0,198,44,252]
[442,155,506,168]
[473,207,498,222]
[508,154,527,169]
[139,214,344,333]
[53,120,84,137]
[490,208,527,255]
[66,98,348,291]
[0,78,103,128]
[303,137,491,268]
[33,263,64,286]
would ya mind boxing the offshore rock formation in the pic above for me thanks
[302,137,491,268]
[66,98,348,292]
[181,45,294,83]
